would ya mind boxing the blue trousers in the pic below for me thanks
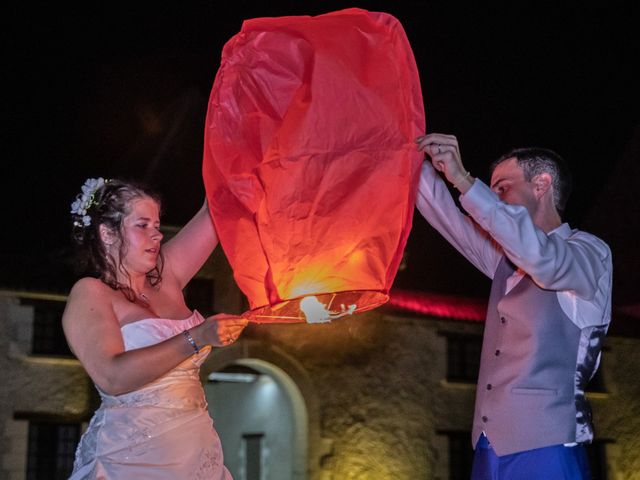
[471,434,591,480]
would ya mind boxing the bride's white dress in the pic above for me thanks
[70,311,232,479]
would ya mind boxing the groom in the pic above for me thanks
[415,133,612,479]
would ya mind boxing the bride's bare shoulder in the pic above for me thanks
[68,277,116,301]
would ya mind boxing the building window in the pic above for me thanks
[23,299,72,356]
[243,433,264,480]
[27,421,80,480]
[440,430,473,480]
[444,333,482,383]
[185,278,215,315]
[586,439,610,480]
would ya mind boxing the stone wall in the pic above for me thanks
[591,336,640,480]
[207,311,482,480]
[0,296,91,480]
[2,291,640,480]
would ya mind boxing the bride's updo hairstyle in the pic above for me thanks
[70,178,164,301]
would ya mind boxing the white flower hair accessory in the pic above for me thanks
[70,177,107,227]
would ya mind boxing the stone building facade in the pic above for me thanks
[1,252,639,479]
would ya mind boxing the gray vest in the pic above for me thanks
[471,256,594,456]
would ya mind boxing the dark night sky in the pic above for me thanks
[3,2,639,306]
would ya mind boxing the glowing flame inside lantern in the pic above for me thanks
[299,295,357,324]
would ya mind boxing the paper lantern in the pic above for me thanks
[203,8,425,323]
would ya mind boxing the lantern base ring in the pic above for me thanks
[243,290,389,324]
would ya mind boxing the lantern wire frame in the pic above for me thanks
[243,290,389,324]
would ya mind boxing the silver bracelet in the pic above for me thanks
[183,329,200,354]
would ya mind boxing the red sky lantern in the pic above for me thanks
[203,8,425,323]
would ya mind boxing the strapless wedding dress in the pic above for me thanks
[70,311,231,479]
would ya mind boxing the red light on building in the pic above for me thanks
[388,289,487,321]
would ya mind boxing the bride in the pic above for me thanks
[63,177,247,479]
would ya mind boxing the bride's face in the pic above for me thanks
[116,197,163,276]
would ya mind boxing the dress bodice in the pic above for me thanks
[98,310,211,410]
[120,310,208,357]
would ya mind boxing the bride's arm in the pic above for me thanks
[62,277,245,396]
[162,200,219,289]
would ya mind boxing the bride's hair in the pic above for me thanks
[71,178,164,301]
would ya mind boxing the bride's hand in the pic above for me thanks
[195,313,249,347]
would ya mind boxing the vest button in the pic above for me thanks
[500,316,506,324]
[495,349,500,356]
[482,416,488,422]
[487,384,492,390]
